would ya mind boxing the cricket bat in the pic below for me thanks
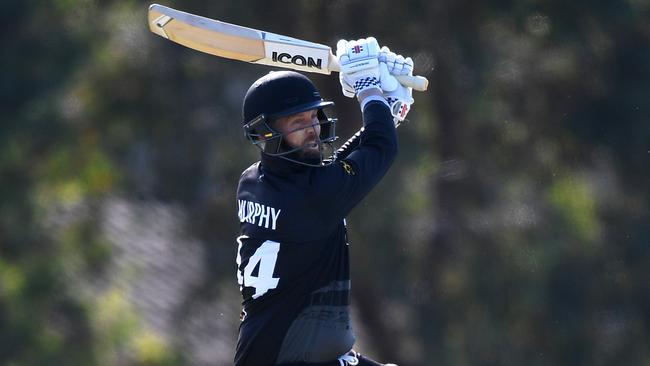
[147,4,429,91]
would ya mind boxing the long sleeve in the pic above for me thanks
[314,100,398,219]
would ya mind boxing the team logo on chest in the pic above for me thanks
[237,199,282,230]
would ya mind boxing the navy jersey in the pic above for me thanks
[234,101,397,366]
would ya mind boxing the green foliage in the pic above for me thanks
[548,175,599,243]
[91,289,181,365]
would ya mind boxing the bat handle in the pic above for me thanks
[329,55,429,92]
[395,74,429,92]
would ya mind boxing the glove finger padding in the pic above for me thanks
[379,46,414,77]
[394,55,406,74]
[336,37,381,96]
[402,57,414,76]
[379,46,394,66]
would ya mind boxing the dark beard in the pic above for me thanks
[280,141,323,165]
[298,146,321,159]
[296,144,323,166]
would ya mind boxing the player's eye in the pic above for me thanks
[291,119,306,127]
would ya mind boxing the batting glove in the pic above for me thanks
[336,37,382,98]
[379,46,414,77]
[379,46,414,125]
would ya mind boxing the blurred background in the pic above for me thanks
[2,0,649,365]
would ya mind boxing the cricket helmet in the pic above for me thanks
[242,71,337,166]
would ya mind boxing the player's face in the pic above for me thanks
[273,109,321,158]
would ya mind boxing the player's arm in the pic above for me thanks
[331,89,385,162]
[331,129,362,161]
[336,37,398,174]
[332,45,415,161]
[315,38,415,218]
[318,100,397,219]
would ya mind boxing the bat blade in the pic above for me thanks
[147,4,428,91]
[148,4,333,74]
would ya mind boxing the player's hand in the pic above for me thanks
[379,46,414,125]
[379,46,414,77]
[336,37,382,98]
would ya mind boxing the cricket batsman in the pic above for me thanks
[234,37,415,366]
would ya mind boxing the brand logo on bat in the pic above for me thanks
[272,52,323,69]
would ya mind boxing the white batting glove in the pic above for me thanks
[336,37,382,98]
[378,46,415,125]
[379,46,414,77]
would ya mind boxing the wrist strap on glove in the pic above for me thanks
[387,97,411,126]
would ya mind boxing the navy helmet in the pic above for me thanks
[242,71,337,166]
